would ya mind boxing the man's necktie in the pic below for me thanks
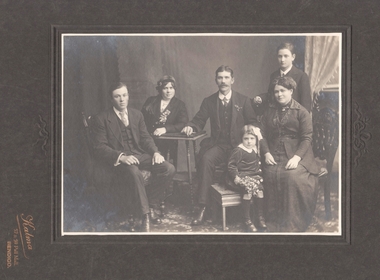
[120,112,129,127]
[223,97,229,107]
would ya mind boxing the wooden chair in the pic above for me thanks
[210,161,244,230]
[210,183,242,231]
[312,92,339,220]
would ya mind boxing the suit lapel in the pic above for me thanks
[214,92,221,129]
[286,66,295,77]
[128,107,139,146]
[107,108,124,148]
[284,65,299,77]
[231,91,237,128]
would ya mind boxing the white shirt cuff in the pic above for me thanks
[114,153,124,166]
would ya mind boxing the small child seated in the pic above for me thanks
[227,125,267,232]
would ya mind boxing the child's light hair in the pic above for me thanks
[240,125,261,154]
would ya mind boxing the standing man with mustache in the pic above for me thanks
[182,65,258,226]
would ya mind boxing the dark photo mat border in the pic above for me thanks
[52,25,351,245]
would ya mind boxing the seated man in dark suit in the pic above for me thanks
[92,82,175,232]
[182,65,258,226]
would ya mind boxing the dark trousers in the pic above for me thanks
[197,144,231,206]
[116,153,175,215]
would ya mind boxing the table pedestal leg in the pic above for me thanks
[192,141,198,164]
[186,140,193,205]
[192,141,198,207]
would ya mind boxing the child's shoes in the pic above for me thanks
[244,220,257,232]
[257,215,267,231]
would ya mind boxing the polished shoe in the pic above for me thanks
[149,208,162,224]
[141,214,150,232]
[244,220,257,232]
[191,206,206,226]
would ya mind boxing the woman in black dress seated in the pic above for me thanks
[141,75,189,160]
[261,76,319,232]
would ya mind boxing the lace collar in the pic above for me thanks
[238,143,257,154]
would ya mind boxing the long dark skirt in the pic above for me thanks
[263,152,318,232]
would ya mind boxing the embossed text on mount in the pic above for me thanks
[21,214,35,250]
[16,214,35,259]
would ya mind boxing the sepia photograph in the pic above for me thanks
[61,32,342,236]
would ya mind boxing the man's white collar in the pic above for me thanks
[281,65,293,76]
[113,107,128,116]
[218,90,232,101]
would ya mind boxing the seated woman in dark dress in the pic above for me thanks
[260,76,319,232]
[141,75,189,160]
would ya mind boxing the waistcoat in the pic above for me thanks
[217,98,233,145]
[117,117,141,156]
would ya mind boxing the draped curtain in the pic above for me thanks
[304,36,340,103]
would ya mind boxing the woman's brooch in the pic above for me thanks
[158,110,171,124]
[234,104,242,111]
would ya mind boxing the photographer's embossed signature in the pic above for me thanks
[7,213,35,268]
[16,214,35,258]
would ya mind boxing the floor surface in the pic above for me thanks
[63,165,340,234]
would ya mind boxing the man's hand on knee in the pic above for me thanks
[152,152,165,165]
[121,155,140,165]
